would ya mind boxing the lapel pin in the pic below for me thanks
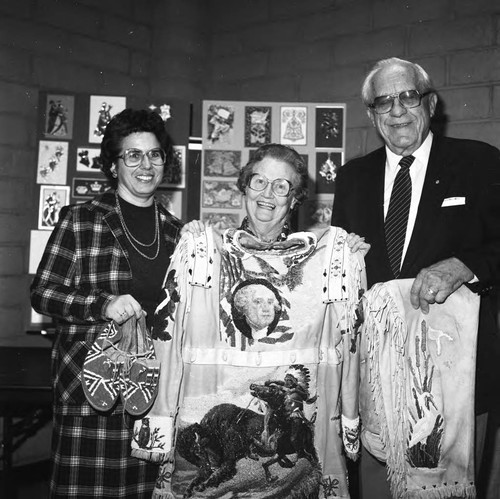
[435,179,440,184]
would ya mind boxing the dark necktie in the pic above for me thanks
[385,155,415,278]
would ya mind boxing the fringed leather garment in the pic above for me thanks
[131,226,366,498]
[360,279,479,499]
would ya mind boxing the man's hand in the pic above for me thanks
[346,232,371,257]
[410,257,474,314]
[180,219,206,237]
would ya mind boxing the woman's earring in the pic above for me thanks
[111,166,117,178]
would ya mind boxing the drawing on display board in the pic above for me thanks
[161,145,186,188]
[206,104,235,146]
[88,95,126,143]
[201,212,240,230]
[315,152,343,194]
[44,94,75,140]
[204,150,241,177]
[36,140,69,185]
[202,180,242,209]
[244,106,272,147]
[72,177,112,199]
[38,185,70,230]
[76,147,103,172]
[157,189,183,220]
[315,106,344,148]
[280,106,307,146]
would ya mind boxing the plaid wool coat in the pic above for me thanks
[31,191,183,417]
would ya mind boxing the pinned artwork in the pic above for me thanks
[316,152,343,194]
[280,106,307,146]
[72,177,112,199]
[44,94,74,140]
[36,140,69,185]
[161,145,186,188]
[244,106,271,147]
[156,189,183,220]
[148,103,172,122]
[204,150,241,177]
[38,185,70,230]
[202,180,242,209]
[88,95,126,143]
[76,147,103,172]
[201,212,240,230]
[206,104,235,146]
[315,107,344,148]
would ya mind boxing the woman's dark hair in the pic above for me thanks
[100,108,173,188]
[237,144,309,207]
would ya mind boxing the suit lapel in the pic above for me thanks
[401,136,452,275]
[368,151,387,250]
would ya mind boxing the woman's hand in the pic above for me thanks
[346,232,371,257]
[180,219,206,237]
[105,294,143,324]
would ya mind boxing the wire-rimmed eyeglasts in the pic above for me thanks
[117,148,166,167]
[248,173,293,197]
[368,90,431,115]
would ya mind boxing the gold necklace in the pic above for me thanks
[115,193,160,260]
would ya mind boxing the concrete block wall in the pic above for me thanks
[0,0,210,346]
[0,0,160,346]
[203,0,500,162]
[199,2,500,497]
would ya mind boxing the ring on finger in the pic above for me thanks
[427,288,437,296]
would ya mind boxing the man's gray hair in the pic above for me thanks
[361,57,435,107]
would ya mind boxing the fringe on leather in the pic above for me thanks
[407,482,475,499]
[363,283,408,499]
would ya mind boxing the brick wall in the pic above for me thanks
[0,0,499,488]
[0,0,210,346]
[0,1,498,344]
[0,0,159,346]
[203,0,500,160]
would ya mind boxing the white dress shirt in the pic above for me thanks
[383,132,434,267]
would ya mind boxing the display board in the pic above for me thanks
[200,100,346,231]
[28,92,190,330]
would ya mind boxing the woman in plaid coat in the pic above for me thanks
[31,109,183,498]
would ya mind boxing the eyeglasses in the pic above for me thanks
[117,148,166,167]
[368,90,431,115]
[248,173,294,197]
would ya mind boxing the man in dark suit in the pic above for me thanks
[331,57,500,498]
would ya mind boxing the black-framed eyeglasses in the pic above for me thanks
[117,148,166,167]
[368,90,431,115]
[248,173,294,197]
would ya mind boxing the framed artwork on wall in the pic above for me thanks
[161,145,186,188]
[36,140,69,185]
[43,94,75,140]
[244,106,272,147]
[201,212,240,230]
[315,152,343,194]
[88,95,126,144]
[156,188,183,220]
[315,106,344,148]
[204,150,241,177]
[280,106,307,146]
[206,104,235,147]
[38,185,70,230]
[202,180,242,209]
[76,147,102,172]
[72,177,112,199]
